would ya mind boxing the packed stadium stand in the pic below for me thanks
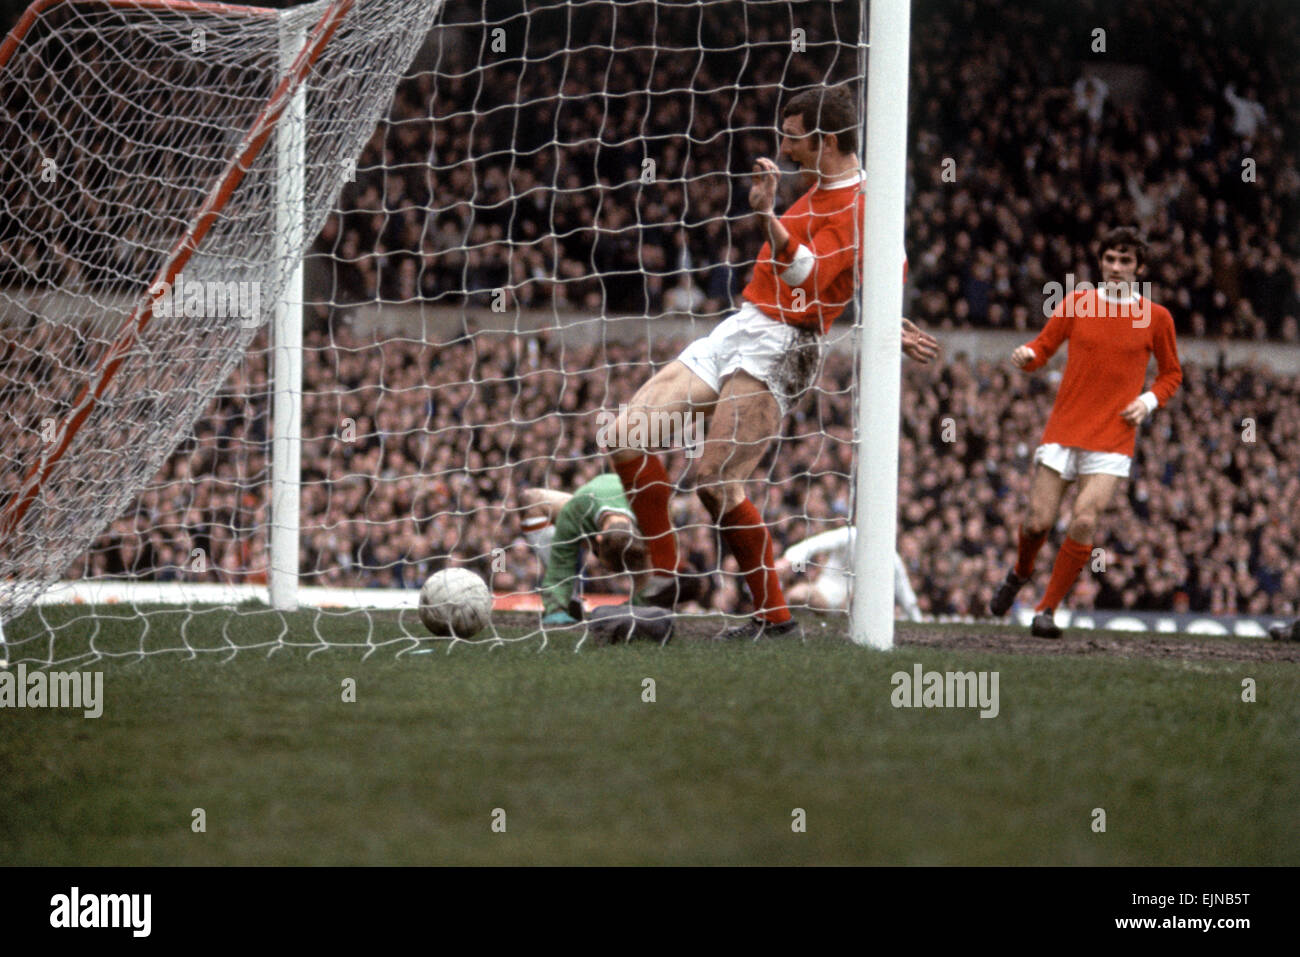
[8,0,1295,618]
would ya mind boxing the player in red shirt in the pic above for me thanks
[988,228,1182,637]
[603,86,939,640]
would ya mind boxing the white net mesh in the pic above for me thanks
[4,0,872,661]
[0,0,445,628]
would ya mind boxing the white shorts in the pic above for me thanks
[1034,443,1131,480]
[812,571,850,610]
[677,302,823,415]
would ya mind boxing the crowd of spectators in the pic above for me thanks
[317,0,853,318]
[906,0,1300,343]
[6,0,1299,619]
[317,0,1300,343]
[76,326,1300,619]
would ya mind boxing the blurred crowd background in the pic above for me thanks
[75,327,1300,618]
[319,0,1299,341]
[6,0,1295,616]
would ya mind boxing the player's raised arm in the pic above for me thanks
[750,156,792,262]
[783,526,854,566]
[754,100,861,298]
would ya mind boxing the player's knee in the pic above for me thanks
[695,482,724,520]
[1069,512,1098,540]
[697,480,743,521]
[1025,511,1054,536]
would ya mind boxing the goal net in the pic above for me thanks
[3,0,892,662]
[0,0,444,642]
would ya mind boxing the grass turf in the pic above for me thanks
[1,605,1296,865]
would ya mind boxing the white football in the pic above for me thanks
[419,568,493,638]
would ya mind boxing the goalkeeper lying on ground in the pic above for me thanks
[519,474,652,626]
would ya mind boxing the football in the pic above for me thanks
[419,568,493,638]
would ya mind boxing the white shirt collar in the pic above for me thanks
[818,169,865,191]
[1097,285,1142,306]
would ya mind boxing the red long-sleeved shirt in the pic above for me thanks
[1022,287,1182,456]
[743,170,867,334]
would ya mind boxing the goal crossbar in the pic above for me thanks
[0,0,280,65]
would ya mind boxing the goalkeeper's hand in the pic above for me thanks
[542,611,580,627]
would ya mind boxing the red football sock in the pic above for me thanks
[612,453,677,574]
[1036,536,1092,612]
[1015,526,1049,579]
[717,499,790,624]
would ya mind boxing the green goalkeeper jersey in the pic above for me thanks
[539,474,634,615]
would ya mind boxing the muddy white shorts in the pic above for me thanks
[677,302,823,416]
[1034,443,1132,480]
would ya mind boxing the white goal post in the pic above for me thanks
[271,15,306,613]
[852,0,910,650]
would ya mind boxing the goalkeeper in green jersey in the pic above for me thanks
[519,474,650,626]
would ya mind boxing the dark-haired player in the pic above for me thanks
[605,85,938,640]
[988,228,1182,637]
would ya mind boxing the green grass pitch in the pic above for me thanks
[1,605,1296,865]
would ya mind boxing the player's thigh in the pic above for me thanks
[1072,472,1123,520]
[625,360,719,419]
[694,371,781,481]
[608,361,719,457]
[1026,462,1070,530]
